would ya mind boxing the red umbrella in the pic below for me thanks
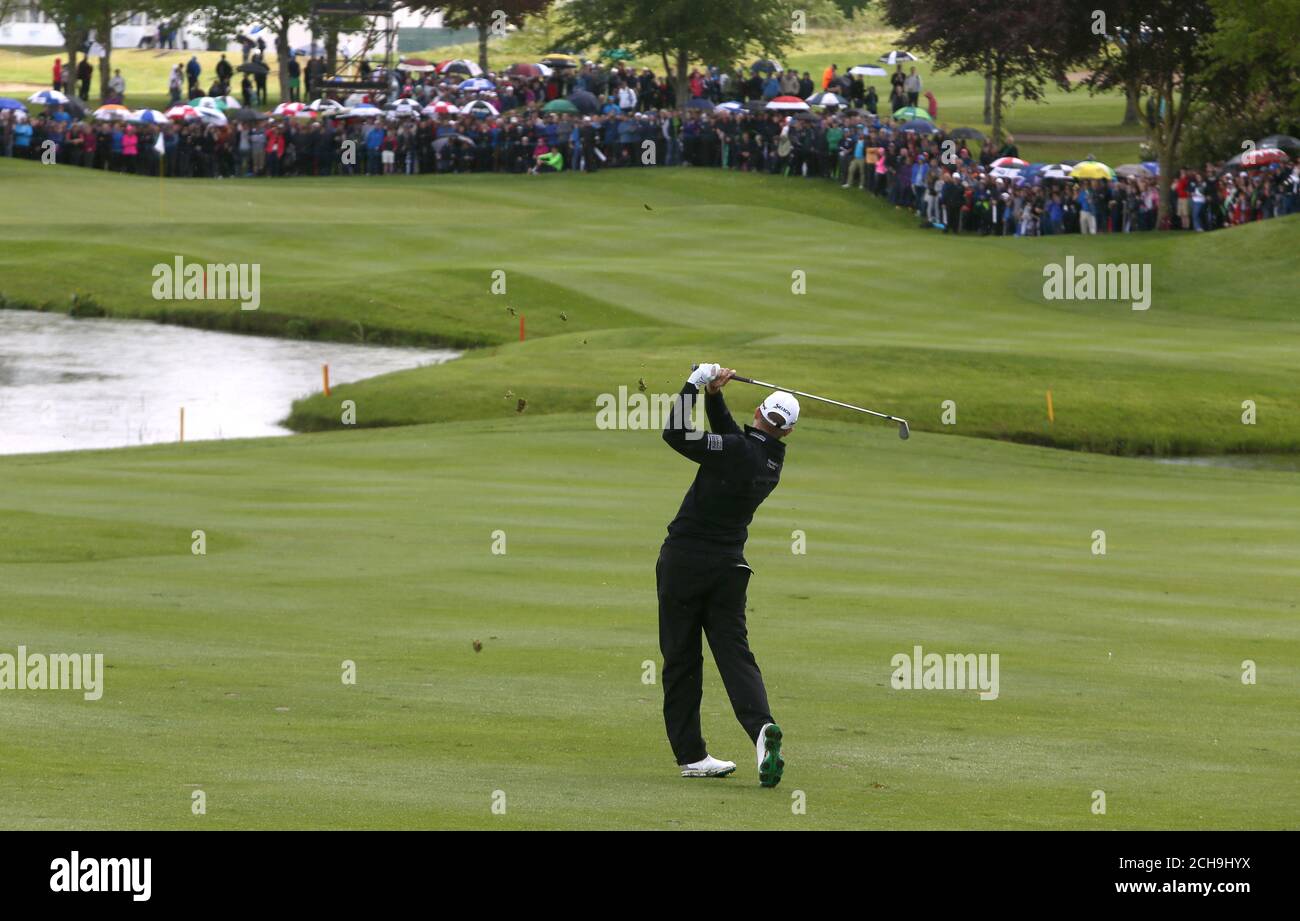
[991,156,1028,168]
[1241,147,1289,168]
[506,63,543,78]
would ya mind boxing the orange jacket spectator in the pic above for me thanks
[822,65,836,90]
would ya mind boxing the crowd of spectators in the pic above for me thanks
[3,58,1295,234]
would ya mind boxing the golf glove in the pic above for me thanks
[688,363,720,389]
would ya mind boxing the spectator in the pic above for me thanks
[904,67,921,106]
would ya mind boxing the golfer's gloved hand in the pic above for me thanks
[688,362,720,389]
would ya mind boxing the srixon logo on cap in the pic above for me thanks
[50,852,152,901]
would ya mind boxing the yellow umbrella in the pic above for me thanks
[540,53,580,68]
[1070,160,1115,180]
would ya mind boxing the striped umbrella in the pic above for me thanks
[461,99,499,117]
[386,98,422,118]
[345,104,383,119]
[28,89,69,105]
[0,97,28,111]
[990,156,1028,168]
[424,101,460,116]
[459,77,495,92]
[93,104,131,121]
[806,91,845,107]
[308,98,345,115]
[438,59,483,76]
[716,101,745,113]
[1240,147,1289,168]
[273,101,308,117]
[165,104,200,121]
[129,109,169,125]
[765,95,810,111]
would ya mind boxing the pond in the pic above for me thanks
[0,310,457,455]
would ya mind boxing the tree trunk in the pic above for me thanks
[326,27,339,75]
[1122,78,1140,126]
[674,49,689,112]
[982,51,992,123]
[97,15,113,102]
[991,55,1004,146]
[276,24,292,106]
[477,23,489,73]
[64,39,78,100]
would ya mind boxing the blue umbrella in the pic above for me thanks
[0,97,26,111]
[687,98,714,110]
[1141,160,1160,176]
[460,77,495,92]
[899,119,938,134]
[716,101,744,113]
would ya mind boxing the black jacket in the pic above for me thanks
[661,382,786,561]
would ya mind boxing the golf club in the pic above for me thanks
[693,365,911,440]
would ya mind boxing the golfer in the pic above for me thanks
[658,362,799,787]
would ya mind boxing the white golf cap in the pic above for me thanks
[759,391,800,430]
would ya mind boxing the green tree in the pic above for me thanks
[1070,1,1219,228]
[882,0,1074,145]
[420,1,553,73]
[37,0,95,99]
[558,0,800,111]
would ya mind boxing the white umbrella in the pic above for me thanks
[347,104,383,118]
[849,65,886,77]
[879,51,920,65]
[461,99,499,116]
[198,108,228,126]
[309,98,345,114]
[424,101,460,116]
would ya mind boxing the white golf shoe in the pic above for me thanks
[679,755,737,778]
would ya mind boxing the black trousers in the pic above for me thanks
[656,545,773,765]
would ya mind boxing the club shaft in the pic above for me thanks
[731,375,906,425]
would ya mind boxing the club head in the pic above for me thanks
[898,420,910,440]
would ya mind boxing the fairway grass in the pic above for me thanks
[2,143,1297,830]
[1,417,1297,829]
[4,159,1297,456]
